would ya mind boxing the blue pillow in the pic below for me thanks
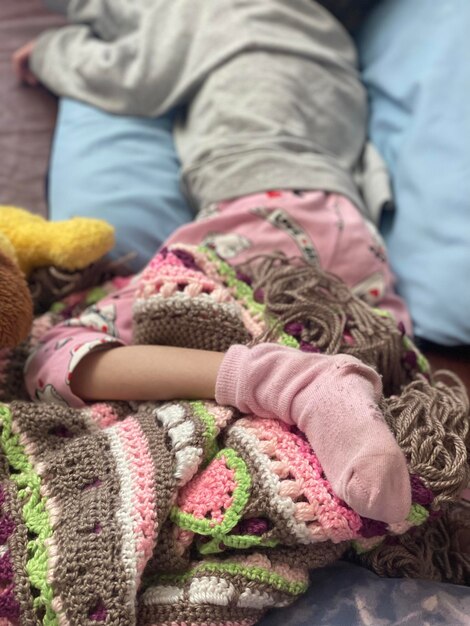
[358,0,470,345]
[48,98,194,272]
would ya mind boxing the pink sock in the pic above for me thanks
[216,344,411,523]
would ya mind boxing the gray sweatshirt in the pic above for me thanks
[32,0,378,215]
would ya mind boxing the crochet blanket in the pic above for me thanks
[0,245,469,626]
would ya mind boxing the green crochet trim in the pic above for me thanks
[351,537,384,555]
[170,448,251,537]
[403,336,430,374]
[50,301,66,314]
[191,401,219,462]
[351,503,430,557]
[85,286,109,306]
[0,405,58,626]
[158,561,308,596]
[50,285,109,314]
[407,503,429,526]
[371,307,392,319]
[204,248,299,349]
[199,533,278,555]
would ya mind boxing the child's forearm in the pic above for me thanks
[71,346,225,402]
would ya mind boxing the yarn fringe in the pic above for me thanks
[353,502,470,585]
[383,372,470,506]
[243,254,417,395]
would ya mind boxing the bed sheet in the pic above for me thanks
[0,1,63,214]
[261,562,470,626]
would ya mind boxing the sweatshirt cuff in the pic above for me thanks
[30,29,58,83]
[214,344,248,407]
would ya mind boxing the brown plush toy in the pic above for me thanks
[0,232,33,348]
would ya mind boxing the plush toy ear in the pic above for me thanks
[0,249,33,348]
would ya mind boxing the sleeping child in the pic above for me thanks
[15,0,412,525]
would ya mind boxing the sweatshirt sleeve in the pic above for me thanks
[30,1,225,116]
[24,280,136,408]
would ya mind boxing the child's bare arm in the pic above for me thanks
[74,342,413,524]
[12,39,39,86]
[71,345,224,402]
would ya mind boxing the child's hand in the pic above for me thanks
[12,40,39,86]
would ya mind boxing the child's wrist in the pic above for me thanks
[215,344,249,407]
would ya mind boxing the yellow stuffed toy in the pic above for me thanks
[0,205,117,317]
[0,206,115,276]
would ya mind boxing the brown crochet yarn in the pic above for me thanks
[0,244,469,626]
[28,254,135,314]
[244,254,414,395]
[383,373,470,506]
[353,502,470,585]
[239,253,470,584]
